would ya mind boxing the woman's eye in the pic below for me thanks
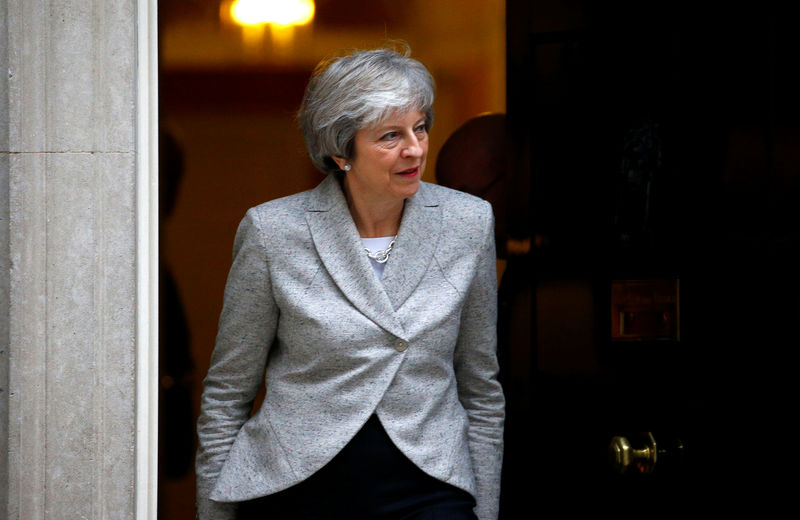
[380,132,398,140]
[415,125,427,133]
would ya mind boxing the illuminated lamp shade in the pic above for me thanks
[230,0,315,27]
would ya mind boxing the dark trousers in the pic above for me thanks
[237,415,477,520]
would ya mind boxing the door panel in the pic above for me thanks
[504,2,797,516]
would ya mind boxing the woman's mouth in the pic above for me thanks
[395,167,419,177]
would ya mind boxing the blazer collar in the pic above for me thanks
[304,175,442,338]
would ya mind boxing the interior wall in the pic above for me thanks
[158,2,506,518]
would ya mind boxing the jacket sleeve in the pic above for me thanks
[195,208,279,520]
[453,202,505,520]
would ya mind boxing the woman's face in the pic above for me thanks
[339,110,428,206]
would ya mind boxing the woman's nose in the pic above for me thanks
[401,135,423,158]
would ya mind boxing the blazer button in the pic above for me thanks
[394,339,408,352]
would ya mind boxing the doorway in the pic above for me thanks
[158,2,507,518]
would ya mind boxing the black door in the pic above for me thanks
[503,3,798,516]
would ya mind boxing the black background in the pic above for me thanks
[503,2,798,516]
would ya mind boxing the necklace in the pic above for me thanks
[364,238,396,264]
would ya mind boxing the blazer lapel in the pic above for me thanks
[380,182,442,311]
[305,175,407,339]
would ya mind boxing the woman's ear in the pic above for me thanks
[331,156,348,172]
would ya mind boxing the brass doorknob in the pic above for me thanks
[609,432,658,474]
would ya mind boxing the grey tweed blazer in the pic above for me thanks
[196,174,505,520]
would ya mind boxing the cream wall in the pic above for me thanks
[1,1,155,518]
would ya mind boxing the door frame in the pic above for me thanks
[135,0,159,518]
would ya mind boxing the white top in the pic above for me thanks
[361,236,395,280]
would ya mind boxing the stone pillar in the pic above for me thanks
[1,1,155,518]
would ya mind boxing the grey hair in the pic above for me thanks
[298,44,435,174]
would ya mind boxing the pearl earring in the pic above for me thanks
[343,164,351,171]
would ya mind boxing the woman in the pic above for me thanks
[196,46,504,520]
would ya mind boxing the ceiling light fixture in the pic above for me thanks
[230,0,315,28]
